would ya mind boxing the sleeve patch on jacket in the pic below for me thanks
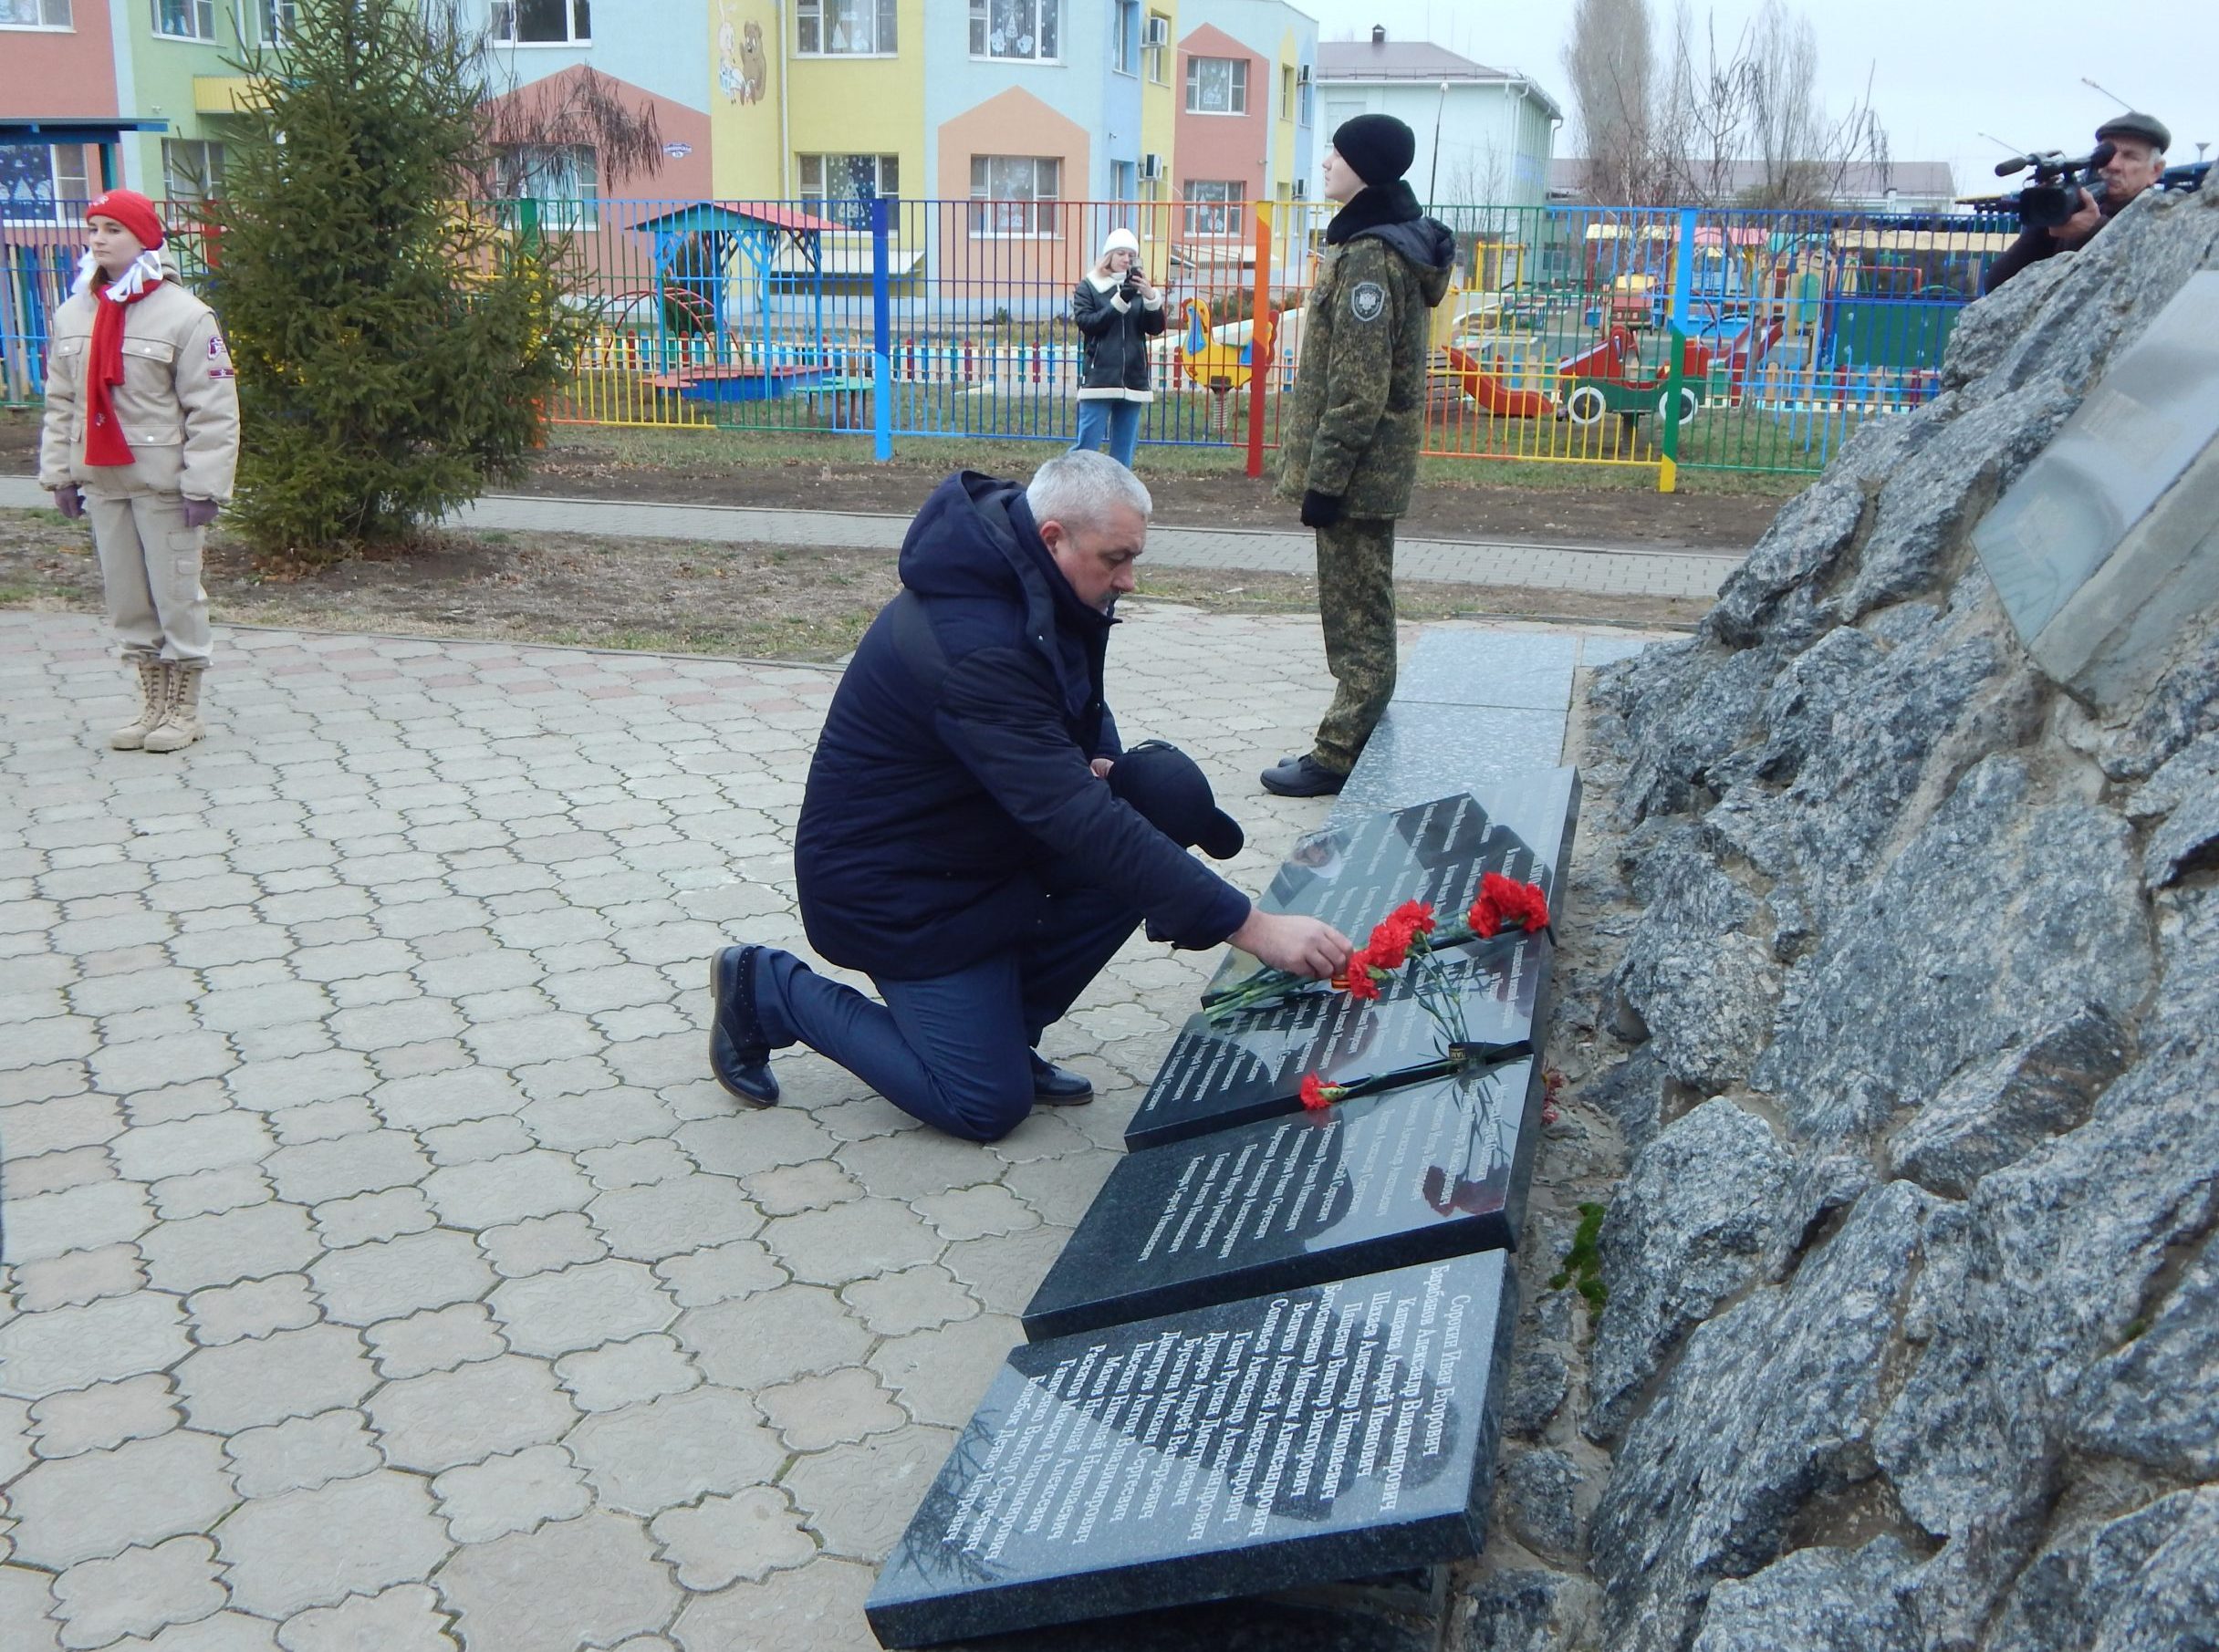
[205,334,236,379]
[1349,280,1387,322]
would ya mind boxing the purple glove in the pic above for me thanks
[54,486,85,520]
[181,497,220,530]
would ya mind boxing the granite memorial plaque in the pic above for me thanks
[1126,930,1548,1151]
[865,1252,1516,1648]
[1026,1059,1542,1341]
[1202,777,1579,1003]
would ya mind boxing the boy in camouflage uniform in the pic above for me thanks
[1265,115,1453,797]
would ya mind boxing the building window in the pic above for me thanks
[968,0,1057,62]
[491,0,590,45]
[797,0,894,55]
[1143,10,1168,81]
[1182,180,1243,235]
[151,0,214,40]
[799,152,899,226]
[1185,56,1247,116]
[969,154,1060,236]
[1298,78,1312,126]
[1,143,88,222]
[2,0,74,27]
[1281,65,1294,121]
[161,140,225,203]
[1111,0,1135,74]
[496,143,598,228]
[256,0,294,45]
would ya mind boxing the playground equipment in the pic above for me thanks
[630,201,853,403]
[1441,346,1556,419]
[1176,296,1254,392]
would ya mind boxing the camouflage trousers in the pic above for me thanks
[1311,516,1398,774]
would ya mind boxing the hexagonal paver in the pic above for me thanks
[650,1488,816,1591]
[552,1334,701,1413]
[276,1583,456,1652]
[755,1366,908,1454]
[675,1285,874,1391]
[563,1386,784,1516]
[783,1424,959,1561]
[215,1470,451,1618]
[429,1444,592,1544]
[366,1356,576,1472]
[51,1534,226,1650]
[29,1374,180,1460]
[436,1512,678,1652]
[487,1261,675,1356]
[8,1430,238,1569]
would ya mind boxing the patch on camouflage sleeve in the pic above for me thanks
[1349,281,1386,322]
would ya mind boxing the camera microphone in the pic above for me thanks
[1995,156,2031,178]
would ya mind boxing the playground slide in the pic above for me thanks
[1441,345,1556,419]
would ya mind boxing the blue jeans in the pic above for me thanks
[1073,398,1143,468]
[752,871,1141,1142]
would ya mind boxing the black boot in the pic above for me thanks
[709,946,780,1106]
[1259,753,1348,797]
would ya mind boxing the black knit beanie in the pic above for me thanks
[1331,114,1416,186]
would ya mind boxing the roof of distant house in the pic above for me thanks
[1315,38,1563,119]
[1548,157,1959,201]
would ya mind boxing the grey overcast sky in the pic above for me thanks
[1304,0,2214,188]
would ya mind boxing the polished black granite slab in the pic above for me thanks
[1026,1060,1542,1341]
[1127,931,1548,1152]
[865,1252,1516,1648]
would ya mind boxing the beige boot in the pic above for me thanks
[109,657,172,750]
[142,664,204,753]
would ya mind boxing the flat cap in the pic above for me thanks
[2096,111,2171,151]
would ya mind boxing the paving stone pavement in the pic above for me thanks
[0,475,1744,601]
[0,607,1653,1651]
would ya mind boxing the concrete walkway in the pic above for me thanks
[0,607,1661,1652]
[0,477,1745,601]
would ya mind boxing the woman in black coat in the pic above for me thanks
[1069,227,1166,468]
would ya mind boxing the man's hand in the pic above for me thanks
[1089,757,1115,778]
[1299,489,1346,529]
[2050,188,2104,244]
[53,486,85,520]
[181,497,220,530]
[1230,907,1352,979]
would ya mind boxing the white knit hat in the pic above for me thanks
[1100,226,1141,259]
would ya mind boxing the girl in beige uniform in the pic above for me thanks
[37,189,241,753]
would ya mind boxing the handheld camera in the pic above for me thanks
[1961,141,2115,229]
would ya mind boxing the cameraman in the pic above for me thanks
[1985,112,2170,294]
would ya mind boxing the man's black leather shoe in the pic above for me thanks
[1260,753,1349,797]
[1030,1054,1094,1106]
[709,946,780,1106]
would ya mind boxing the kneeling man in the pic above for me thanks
[709,450,1350,1141]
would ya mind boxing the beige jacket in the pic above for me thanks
[37,278,241,503]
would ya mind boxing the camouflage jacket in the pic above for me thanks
[1277,185,1453,519]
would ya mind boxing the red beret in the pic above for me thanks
[86,189,166,250]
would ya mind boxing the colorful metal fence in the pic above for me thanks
[2,195,2016,485]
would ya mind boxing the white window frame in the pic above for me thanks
[1143,11,1169,82]
[1182,179,1244,237]
[490,0,590,47]
[255,0,295,46]
[496,142,599,229]
[796,0,896,57]
[798,152,901,224]
[1111,0,1135,76]
[1184,56,1248,116]
[968,154,1061,238]
[1280,65,1294,122]
[0,142,88,223]
[161,138,225,204]
[150,0,214,41]
[968,0,1059,64]
[0,0,74,29]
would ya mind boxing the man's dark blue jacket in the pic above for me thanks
[795,471,1251,977]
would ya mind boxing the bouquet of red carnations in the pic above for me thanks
[1203,870,1551,1031]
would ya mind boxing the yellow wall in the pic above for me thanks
[1139,1,1179,280]
[710,0,925,203]
[1272,26,1297,198]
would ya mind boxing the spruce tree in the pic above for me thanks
[214,0,579,560]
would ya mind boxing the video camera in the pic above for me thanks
[1960,141,2115,229]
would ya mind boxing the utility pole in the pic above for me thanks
[1427,79,1449,207]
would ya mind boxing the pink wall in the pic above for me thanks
[1172,23,1266,241]
[7,5,119,118]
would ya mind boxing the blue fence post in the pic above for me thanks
[870,195,893,463]
[1660,204,1697,493]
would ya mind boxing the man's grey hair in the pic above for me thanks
[1026,449,1151,527]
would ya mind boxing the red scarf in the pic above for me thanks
[84,270,163,467]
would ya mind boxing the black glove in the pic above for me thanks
[1299,489,1346,529]
[54,486,86,520]
[1120,275,1141,301]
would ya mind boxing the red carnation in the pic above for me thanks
[1336,948,1382,1001]
[1470,871,1549,939]
[1300,1074,1347,1111]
